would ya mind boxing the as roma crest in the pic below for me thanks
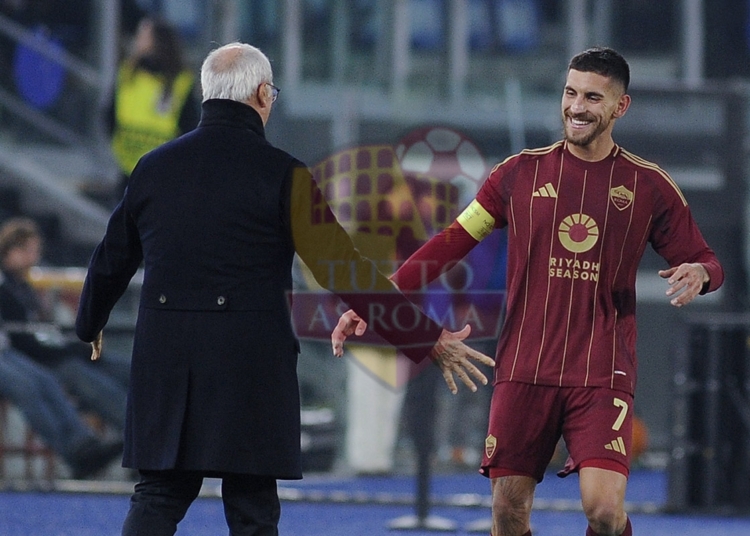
[485,434,497,458]
[610,185,634,211]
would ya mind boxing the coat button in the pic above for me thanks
[217,296,226,306]
[159,294,167,304]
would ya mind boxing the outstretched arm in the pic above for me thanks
[390,221,479,291]
[330,215,497,392]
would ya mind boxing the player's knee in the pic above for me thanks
[491,489,532,528]
[583,498,625,535]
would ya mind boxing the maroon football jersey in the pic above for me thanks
[393,140,724,394]
[468,141,723,394]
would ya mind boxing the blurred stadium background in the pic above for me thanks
[0,0,749,532]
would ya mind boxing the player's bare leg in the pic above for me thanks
[490,475,536,536]
[579,467,631,535]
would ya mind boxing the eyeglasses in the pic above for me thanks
[266,83,280,102]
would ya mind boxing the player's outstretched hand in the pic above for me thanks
[90,331,103,361]
[331,311,496,393]
[659,263,709,307]
[431,325,495,394]
[331,309,366,357]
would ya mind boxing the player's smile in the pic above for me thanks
[567,115,593,128]
[563,110,603,146]
[565,113,595,132]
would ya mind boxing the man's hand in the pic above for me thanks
[430,325,495,394]
[331,309,495,394]
[659,263,709,307]
[90,331,103,361]
[331,309,366,358]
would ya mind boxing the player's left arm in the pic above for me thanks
[651,182,724,307]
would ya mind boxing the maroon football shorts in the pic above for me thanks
[479,381,633,482]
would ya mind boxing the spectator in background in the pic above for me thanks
[0,218,129,436]
[108,16,200,200]
[0,330,122,479]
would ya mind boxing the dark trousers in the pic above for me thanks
[121,470,280,536]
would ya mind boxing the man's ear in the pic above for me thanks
[613,93,631,119]
[256,83,271,109]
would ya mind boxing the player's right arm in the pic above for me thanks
[330,156,507,333]
[329,197,499,392]
[332,200,495,342]
[322,161,506,391]
[391,198,496,291]
[390,157,508,291]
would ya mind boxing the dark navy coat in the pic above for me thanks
[77,100,315,478]
[76,99,440,478]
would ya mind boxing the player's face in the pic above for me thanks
[561,69,628,148]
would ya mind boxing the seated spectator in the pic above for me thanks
[0,329,122,479]
[0,217,129,435]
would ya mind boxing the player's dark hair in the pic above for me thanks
[568,47,630,93]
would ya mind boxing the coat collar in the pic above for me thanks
[198,99,266,138]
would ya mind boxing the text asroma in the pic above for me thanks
[289,290,506,346]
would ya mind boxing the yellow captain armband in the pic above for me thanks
[457,199,495,242]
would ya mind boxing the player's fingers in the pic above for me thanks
[441,368,458,395]
[455,365,478,392]
[658,267,677,279]
[666,272,683,287]
[672,282,701,306]
[469,349,495,368]
[462,359,488,385]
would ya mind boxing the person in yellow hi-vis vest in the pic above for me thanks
[109,16,200,199]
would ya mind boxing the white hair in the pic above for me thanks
[200,42,273,102]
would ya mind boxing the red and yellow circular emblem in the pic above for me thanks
[558,213,599,253]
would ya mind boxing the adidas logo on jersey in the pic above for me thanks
[533,182,558,198]
[604,437,627,455]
